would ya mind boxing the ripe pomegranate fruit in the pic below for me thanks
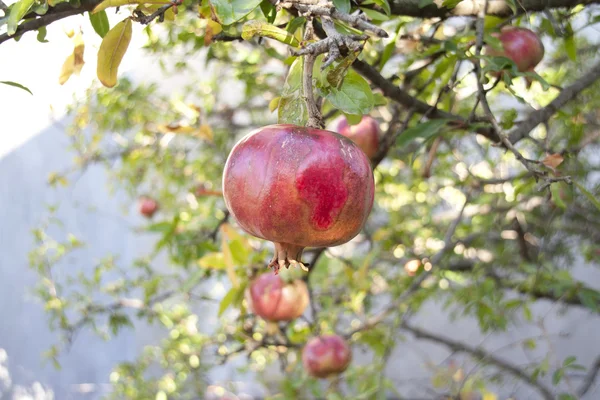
[302,334,352,378]
[222,124,374,273]
[487,27,544,73]
[138,196,159,218]
[332,116,380,159]
[245,272,309,322]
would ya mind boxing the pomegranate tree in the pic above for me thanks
[302,334,352,378]
[245,272,309,322]
[332,115,380,159]
[138,196,159,218]
[222,124,375,273]
[487,27,544,73]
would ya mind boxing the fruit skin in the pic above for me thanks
[245,272,309,322]
[487,27,544,73]
[222,124,375,273]
[302,334,352,378]
[332,116,380,159]
[138,197,159,218]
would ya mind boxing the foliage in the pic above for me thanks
[2,0,600,398]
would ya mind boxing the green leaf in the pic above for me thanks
[396,119,449,148]
[324,51,358,89]
[359,7,389,21]
[562,356,576,367]
[198,252,226,269]
[281,57,303,96]
[97,18,132,88]
[564,35,577,62]
[209,0,262,26]
[550,183,567,209]
[441,0,462,8]
[574,181,600,211]
[332,0,350,14]
[109,313,133,335]
[578,289,600,312]
[89,10,110,38]
[242,20,299,47]
[558,394,577,400]
[418,0,434,7]
[344,113,362,125]
[0,80,33,95]
[286,16,305,34]
[259,0,277,23]
[325,69,374,115]
[92,0,166,13]
[552,368,563,385]
[372,0,391,15]
[7,0,36,36]
[278,57,308,125]
[218,282,247,316]
[278,94,307,125]
[36,26,48,43]
[228,239,249,265]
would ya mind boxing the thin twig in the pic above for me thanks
[577,355,600,397]
[345,196,469,337]
[402,323,555,400]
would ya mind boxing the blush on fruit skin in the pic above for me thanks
[332,116,380,159]
[245,273,309,322]
[302,334,352,378]
[138,197,159,218]
[222,124,375,273]
[488,27,544,73]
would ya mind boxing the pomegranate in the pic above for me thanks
[332,115,380,159]
[245,272,309,322]
[138,196,159,218]
[487,27,544,73]
[222,124,374,273]
[302,334,352,378]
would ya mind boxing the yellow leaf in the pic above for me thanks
[72,33,85,75]
[207,20,222,35]
[221,224,239,288]
[58,54,75,85]
[198,252,225,269]
[204,20,222,45]
[482,393,498,400]
[268,97,280,113]
[137,4,176,21]
[156,123,196,134]
[97,18,133,88]
[93,0,169,14]
[195,124,214,141]
[59,33,85,85]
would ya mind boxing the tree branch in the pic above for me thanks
[401,322,556,400]
[390,0,600,18]
[351,59,496,137]
[509,59,600,144]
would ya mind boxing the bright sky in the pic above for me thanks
[0,11,147,159]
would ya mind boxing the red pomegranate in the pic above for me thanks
[302,334,352,378]
[245,272,309,322]
[138,196,159,218]
[222,124,375,273]
[487,27,544,73]
[332,116,380,159]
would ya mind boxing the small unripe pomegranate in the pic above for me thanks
[302,334,352,378]
[245,272,309,322]
[138,196,159,218]
[222,124,374,273]
[332,116,380,159]
[487,27,544,72]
